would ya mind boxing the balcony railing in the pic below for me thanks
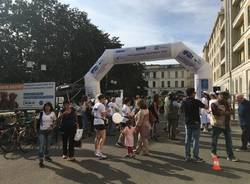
[233,36,244,52]
[233,8,244,29]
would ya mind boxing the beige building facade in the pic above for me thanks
[143,64,194,96]
[204,0,250,98]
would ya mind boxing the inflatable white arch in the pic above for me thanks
[84,42,212,99]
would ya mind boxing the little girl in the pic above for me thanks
[122,120,136,158]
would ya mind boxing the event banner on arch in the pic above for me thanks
[0,82,55,111]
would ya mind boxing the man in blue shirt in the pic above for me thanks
[236,94,250,151]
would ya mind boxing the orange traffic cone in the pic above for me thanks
[212,156,221,171]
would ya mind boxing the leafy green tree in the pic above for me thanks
[0,0,147,96]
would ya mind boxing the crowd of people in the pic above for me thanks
[35,88,250,168]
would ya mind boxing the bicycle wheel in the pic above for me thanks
[19,130,37,153]
[0,129,15,153]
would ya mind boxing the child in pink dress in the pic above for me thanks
[122,121,136,158]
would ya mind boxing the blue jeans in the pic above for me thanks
[38,130,52,159]
[185,126,200,158]
[211,126,234,158]
[107,116,116,135]
[241,125,250,148]
[82,112,88,129]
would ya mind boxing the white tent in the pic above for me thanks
[84,42,212,99]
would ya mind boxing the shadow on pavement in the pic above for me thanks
[45,156,136,184]
[76,159,136,184]
[46,161,104,184]
[149,150,249,177]
[110,155,193,181]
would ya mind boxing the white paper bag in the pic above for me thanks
[74,129,83,141]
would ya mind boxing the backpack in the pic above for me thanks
[167,101,178,120]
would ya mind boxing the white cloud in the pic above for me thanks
[58,0,220,64]
[67,2,175,47]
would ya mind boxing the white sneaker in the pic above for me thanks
[99,153,107,159]
[95,152,101,157]
[203,128,208,133]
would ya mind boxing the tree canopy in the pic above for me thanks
[0,0,147,96]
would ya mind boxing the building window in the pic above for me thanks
[168,71,170,78]
[239,77,242,93]
[181,81,184,88]
[240,0,244,8]
[161,72,164,78]
[240,49,245,63]
[248,6,250,26]
[240,24,244,36]
[231,78,234,93]
[153,72,156,78]
[181,71,184,78]
[221,63,226,76]
[175,81,178,87]
[167,81,171,87]
[153,81,156,88]
[235,79,238,93]
[161,81,164,88]
[175,71,178,78]
[248,39,250,59]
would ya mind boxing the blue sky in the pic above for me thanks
[59,0,222,64]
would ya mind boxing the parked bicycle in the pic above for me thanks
[0,120,37,153]
[0,124,15,152]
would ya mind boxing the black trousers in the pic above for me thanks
[77,116,83,128]
[62,131,75,157]
[241,125,250,149]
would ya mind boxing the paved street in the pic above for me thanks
[0,119,250,184]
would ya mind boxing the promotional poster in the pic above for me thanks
[0,82,55,110]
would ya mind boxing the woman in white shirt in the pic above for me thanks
[36,102,56,168]
[116,97,133,147]
[93,94,110,159]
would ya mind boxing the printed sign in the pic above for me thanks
[175,49,203,72]
[113,44,172,63]
[0,82,55,110]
